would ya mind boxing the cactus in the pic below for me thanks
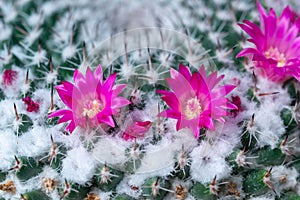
[0,0,300,199]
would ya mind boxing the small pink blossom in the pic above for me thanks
[22,97,40,112]
[237,1,300,82]
[48,65,131,133]
[2,69,17,87]
[123,121,152,141]
[229,95,242,117]
[157,64,237,138]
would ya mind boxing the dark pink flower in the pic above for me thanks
[2,70,17,87]
[22,97,40,112]
[48,65,131,133]
[237,1,300,82]
[157,64,237,138]
[123,121,152,141]
[229,95,242,117]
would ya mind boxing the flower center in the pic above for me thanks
[184,97,202,120]
[264,47,286,67]
[82,99,103,118]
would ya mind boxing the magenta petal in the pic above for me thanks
[113,84,126,96]
[66,121,76,133]
[103,73,117,91]
[57,114,73,124]
[73,70,86,86]
[189,121,200,138]
[221,102,239,110]
[98,114,115,127]
[178,64,192,81]
[157,90,180,110]
[199,115,214,130]
[170,68,179,79]
[94,64,103,83]
[48,109,72,118]
[86,67,98,87]
[56,85,73,108]
[236,48,259,58]
[163,109,180,118]
[112,97,131,110]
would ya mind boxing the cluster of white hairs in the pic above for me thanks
[0,0,300,199]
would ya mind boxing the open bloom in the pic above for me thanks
[237,1,300,82]
[49,65,130,133]
[157,64,237,138]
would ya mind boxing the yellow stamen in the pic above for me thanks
[264,47,286,67]
[82,99,103,118]
[184,97,202,120]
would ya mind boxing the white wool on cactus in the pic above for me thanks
[205,121,241,157]
[134,129,197,177]
[190,141,231,184]
[0,130,17,171]
[254,103,286,149]
[249,196,275,200]
[17,126,51,157]
[92,137,129,167]
[61,146,96,185]
[271,166,299,192]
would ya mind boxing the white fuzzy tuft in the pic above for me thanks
[92,137,129,167]
[61,146,96,184]
[190,141,231,184]
[17,126,51,157]
[271,166,298,192]
[0,130,17,171]
[134,129,197,178]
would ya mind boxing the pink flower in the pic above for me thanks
[48,65,131,133]
[2,70,17,87]
[123,121,152,141]
[229,95,242,117]
[237,1,300,82]
[157,64,237,138]
[22,97,40,112]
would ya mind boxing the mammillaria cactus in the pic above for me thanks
[0,0,300,200]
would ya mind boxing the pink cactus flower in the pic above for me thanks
[237,1,300,82]
[229,95,242,117]
[2,69,17,87]
[123,121,152,141]
[22,97,40,112]
[48,65,131,133]
[157,64,237,138]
